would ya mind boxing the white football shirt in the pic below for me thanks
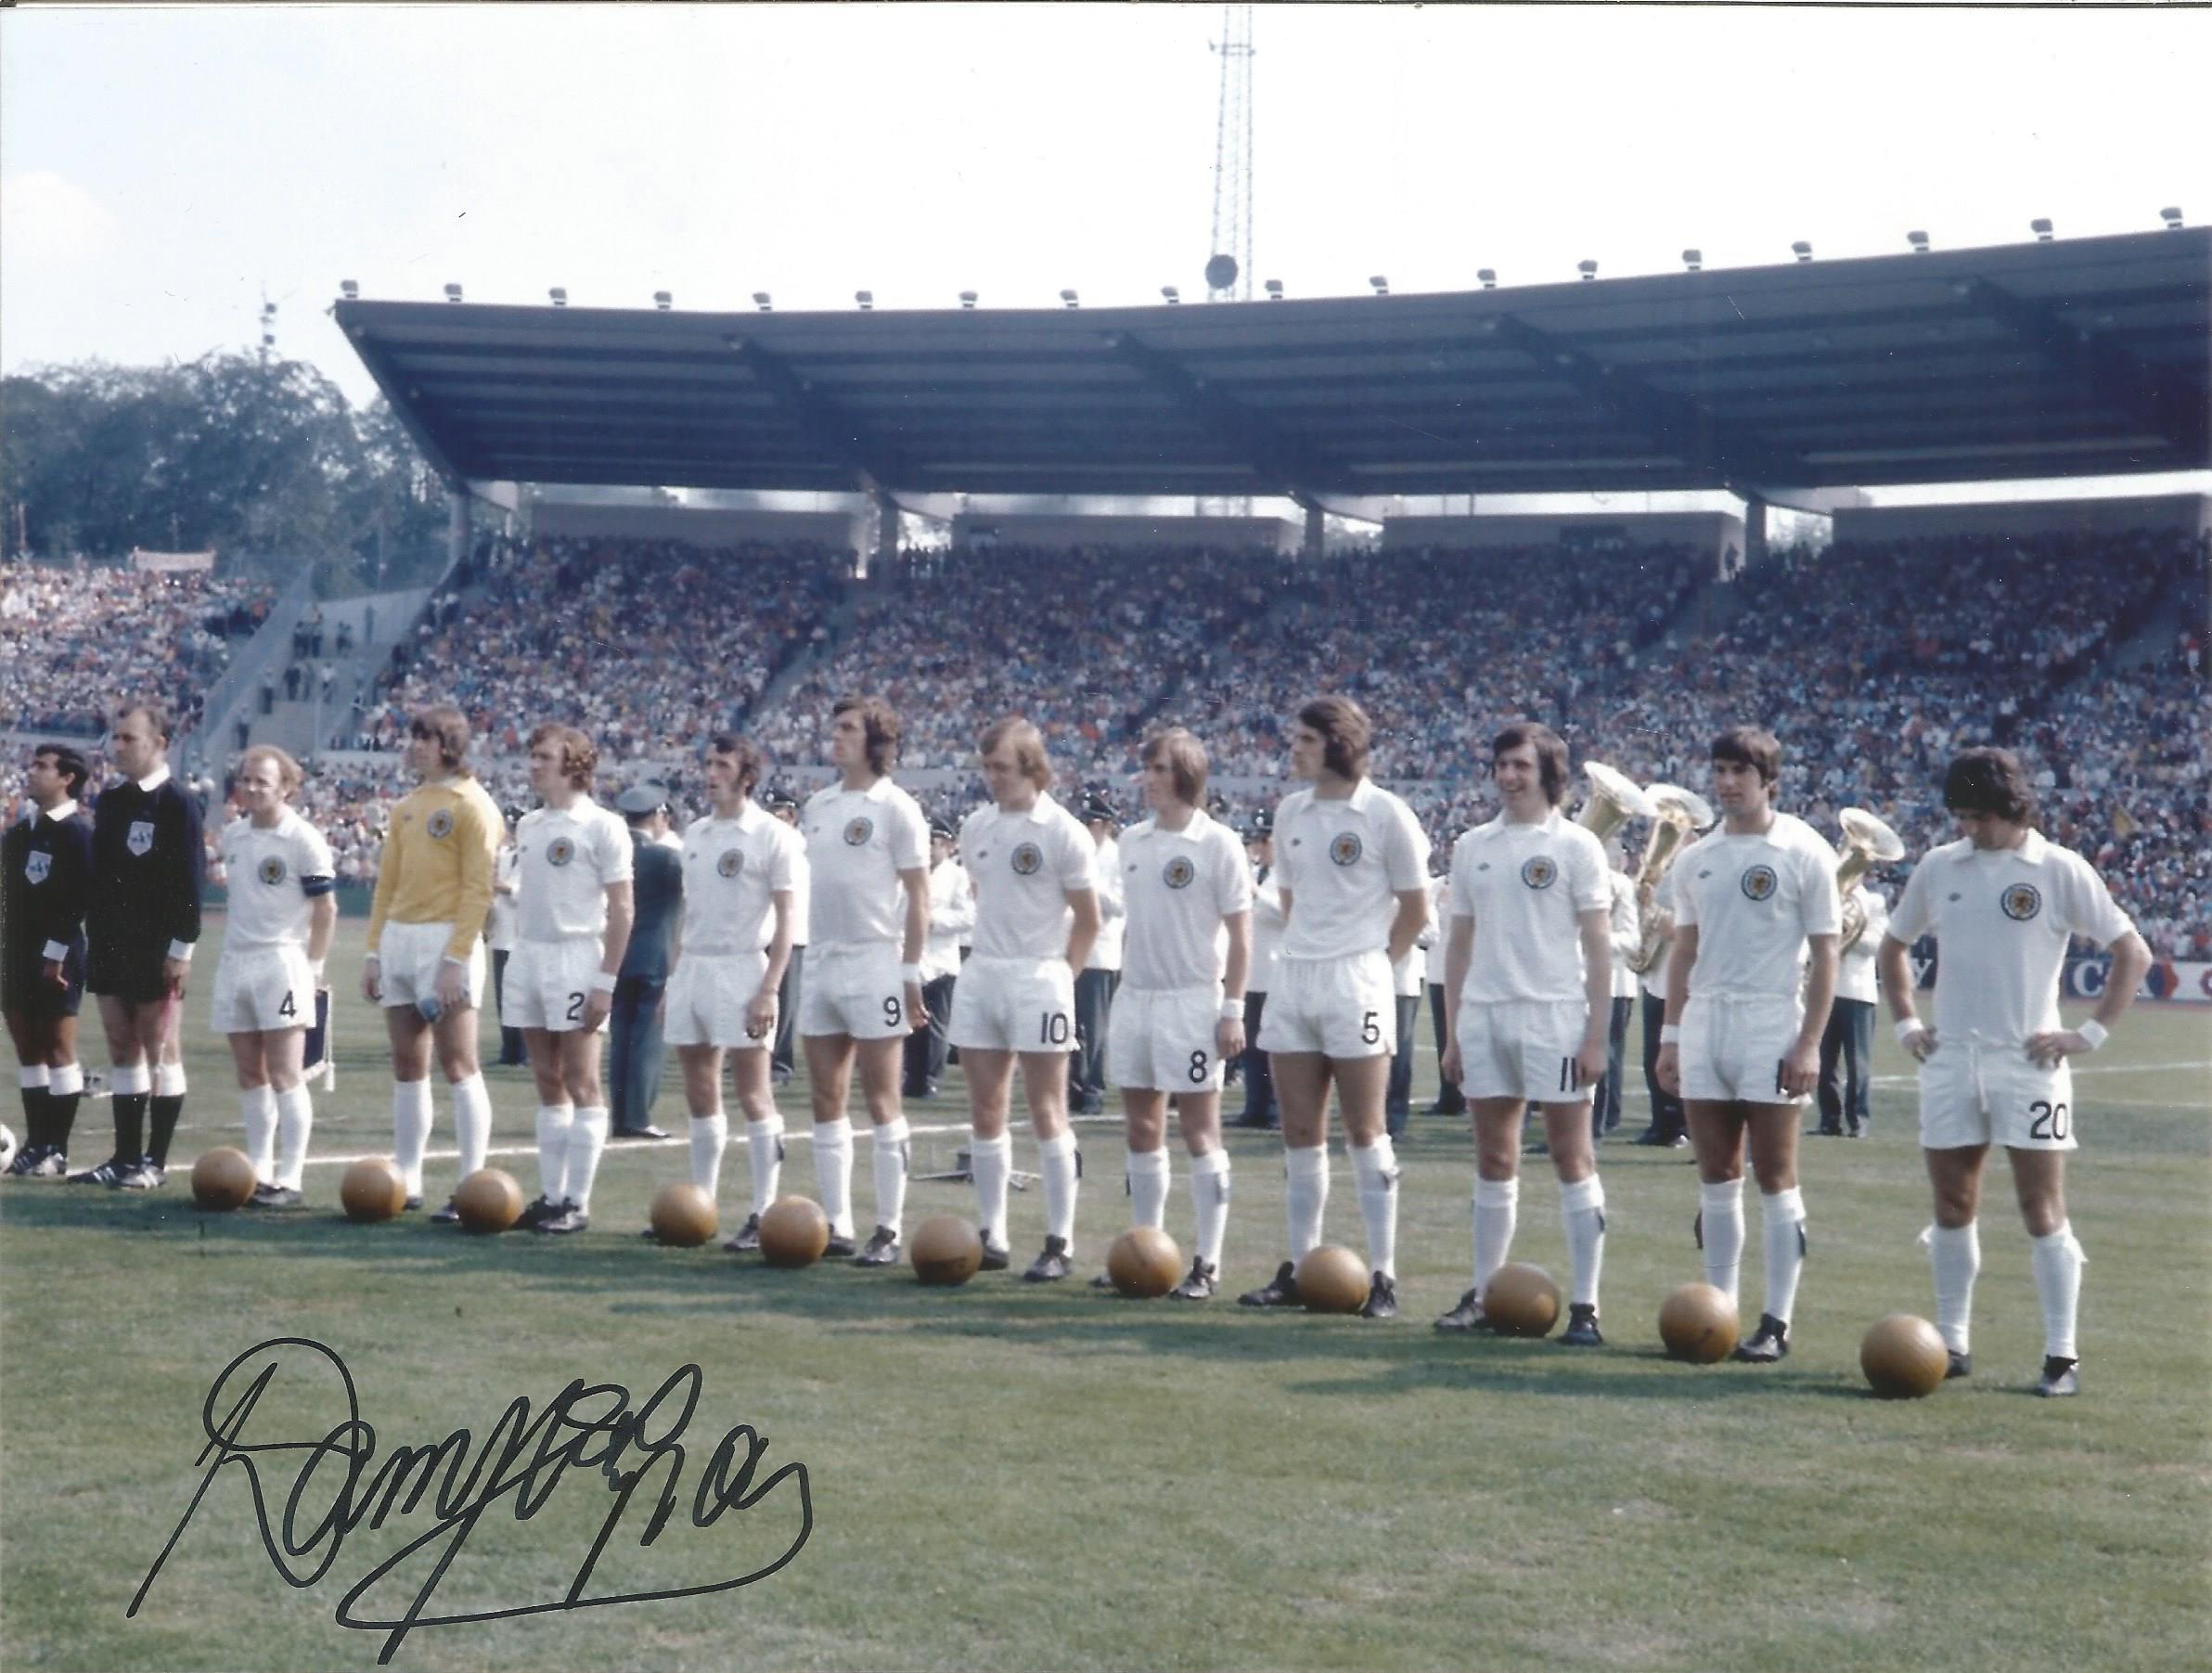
[679,801,801,957]
[219,810,336,951]
[1886,830,2133,1045]
[1449,811,1610,1002]
[1274,779,1431,961]
[959,793,1098,960]
[1674,813,1842,997]
[515,798,633,943]
[1118,809,1254,992]
[803,778,928,952]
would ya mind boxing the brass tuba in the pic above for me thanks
[1627,782,1717,974]
[1576,761,1655,839]
[1835,807,1906,950]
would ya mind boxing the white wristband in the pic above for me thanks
[1220,997,1246,1022]
[2076,1019,2108,1051]
[900,963,922,985]
[1895,1019,1927,1046]
[1659,1023,1681,1045]
[590,972,617,995]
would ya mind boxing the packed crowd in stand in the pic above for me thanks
[0,560,274,736]
[6,525,2204,958]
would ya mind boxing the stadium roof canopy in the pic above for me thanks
[340,227,2209,509]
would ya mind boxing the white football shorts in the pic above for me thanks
[1108,984,1228,1092]
[505,936,607,1033]
[797,943,910,1042]
[948,955,1077,1054]
[1259,952,1395,1061]
[210,945,315,1035]
[663,949,774,1050]
[1917,1035,2078,1152]
[1455,997,1590,1102]
[374,920,486,1013]
[1679,993,1807,1105]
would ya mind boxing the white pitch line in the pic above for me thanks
[1870,1057,2212,1088]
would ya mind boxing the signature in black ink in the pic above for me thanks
[132,1336,812,1664]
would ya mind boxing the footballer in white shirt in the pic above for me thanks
[1239,696,1429,1320]
[1654,727,1842,1365]
[1435,723,1614,1343]
[211,746,336,1207]
[1877,747,2150,1399]
[952,716,1101,1281]
[799,696,932,1267]
[661,734,799,1254]
[1100,727,1253,1300]
[510,725,635,1236]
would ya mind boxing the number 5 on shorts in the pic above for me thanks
[1359,1010,1381,1046]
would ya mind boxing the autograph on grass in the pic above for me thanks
[132,1336,813,1664]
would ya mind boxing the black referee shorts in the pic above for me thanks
[3,951,86,1019]
[86,945,174,1006]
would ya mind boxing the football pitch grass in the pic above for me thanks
[3,914,2206,1673]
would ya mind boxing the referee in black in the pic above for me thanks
[71,703,204,1189]
[4,742,96,1176]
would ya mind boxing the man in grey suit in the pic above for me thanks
[610,780,683,1139]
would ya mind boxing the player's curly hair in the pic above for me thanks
[833,695,902,776]
[1141,727,1209,806]
[1299,696,1371,780]
[1943,747,2039,828]
[1711,725,1782,786]
[707,734,765,798]
[980,715,1055,791]
[527,723,598,792]
[1491,720,1570,806]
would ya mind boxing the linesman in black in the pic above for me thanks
[4,743,96,1176]
[71,703,205,1189]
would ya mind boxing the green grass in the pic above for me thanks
[3,913,2207,1672]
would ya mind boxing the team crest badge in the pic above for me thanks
[258,856,287,886]
[1163,856,1196,890]
[426,808,455,840]
[547,837,576,868]
[1010,843,1044,877]
[126,820,155,857]
[24,851,50,885]
[1329,832,1363,867]
[1741,865,1779,902]
[843,817,873,846]
[1520,856,1557,890]
[717,849,745,879]
[2001,882,2042,921]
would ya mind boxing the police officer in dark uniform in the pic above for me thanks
[609,780,681,1139]
[764,786,806,1084]
[74,703,204,1189]
[4,743,96,1175]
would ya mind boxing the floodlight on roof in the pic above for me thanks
[1681,249,1703,272]
[1576,260,1598,281]
[1791,240,1813,262]
[752,291,772,312]
[443,283,463,303]
[1368,275,1389,295]
[1264,278,1283,300]
[959,290,978,309]
[1476,268,1497,290]
[1161,286,1180,304]
[855,290,874,310]
[2160,206,2184,230]
[654,290,673,311]
[2030,217,2054,242]
[340,279,359,301]
[1060,289,1080,309]
[548,287,568,307]
[1907,230,1931,253]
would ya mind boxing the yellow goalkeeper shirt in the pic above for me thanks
[366,775,505,961]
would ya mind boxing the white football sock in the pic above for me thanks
[274,1085,313,1190]
[51,1062,84,1098]
[971,1133,1013,1246]
[1188,1148,1230,1268]
[2030,1223,2086,1361]
[561,1106,610,1211]
[812,1118,855,1238]
[871,1117,911,1236]
[1038,1131,1078,1247]
[449,1073,492,1180]
[1927,1222,1981,1354]
[240,1085,278,1181]
[1285,1143,1330,1261]
[392,1080,435,1196]
[534,1103,574,1202]
[690,1113,729,1197]
[1560,1176,1607,1310]
[1700,1178,1746,1304]
[1348,1134,1399,1279]
[744,1114,782,1216]
[1760,1187,1807,1325]
[155,1062,186,1098]
[19,1065,50,1090]
[1473,1175,1520,1293]
[1125,1146,1170,1230]
[109,1061,152,1097]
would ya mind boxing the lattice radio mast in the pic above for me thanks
[1205,6,1254,302]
